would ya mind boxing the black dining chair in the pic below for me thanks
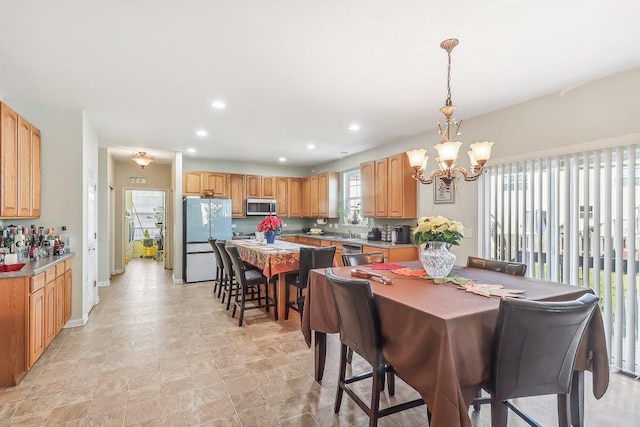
[325,268,428,427]
[208,238,223,297]
[215,240,238,310]
[342,252,386,267]
[467,256,527,276]
[284,246,336,320]
[226,245,277,326]
[471,293,599,427]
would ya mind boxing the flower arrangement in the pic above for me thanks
[257,215,283,233]
[413,215,464,246]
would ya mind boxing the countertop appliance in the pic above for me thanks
[394,225,411,244]
[246,199,277,216]
[367,227,381,241]
[183,197,233,283]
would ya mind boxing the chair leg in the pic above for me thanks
[285,281,291,320]
[347,348,353,364]
[238,288,247,327]
[231,285,239,318]
[490,396,508,427]
[386,369,395,396]
[217,275,225,299]
[370,364,383,427]
[226,281,235,311]
[473,389,482,411]
[334,344,348,414]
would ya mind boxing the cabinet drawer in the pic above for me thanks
[56,263,65,277]
[30,273,45,293]
[45,267,56,284]
[64,259,72,271]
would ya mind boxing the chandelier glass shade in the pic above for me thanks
[132,151,154,168]
[406,38,493,185]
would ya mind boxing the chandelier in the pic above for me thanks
[132,152,154,169]
[406,38,493,185]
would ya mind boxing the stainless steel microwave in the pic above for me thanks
[246,199,277,216]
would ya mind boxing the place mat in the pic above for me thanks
[370,263,405,270]
[391,271,526,298]
[391,268,428,277]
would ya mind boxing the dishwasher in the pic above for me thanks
[342,243,363,254]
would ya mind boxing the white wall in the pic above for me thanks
[183,157,310,177]
[2,100,86,322]
[172,152,183,283]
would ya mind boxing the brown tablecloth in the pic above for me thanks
[301,262,609,427]
[231,239,303,278]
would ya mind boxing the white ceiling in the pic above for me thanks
[1,1,639,166]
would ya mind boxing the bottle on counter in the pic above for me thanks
[59,226,70,254]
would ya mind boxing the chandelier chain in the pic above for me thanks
[446,51,453,107]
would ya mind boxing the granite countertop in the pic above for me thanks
[284,233,415,249]
[0,253,75,278]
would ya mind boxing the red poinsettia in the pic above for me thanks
[257,215,283,232]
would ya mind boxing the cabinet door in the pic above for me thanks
[246,175,262,198]
[229,174,246,217]
[361,161,375,217]
[309,175,319,217]
[17,116,32,217]
[29,287,45,368]
[55,276,65,333]
[44,281,56,347]
[374,158,388,217]
[275,177,288,217]
[183,171,202,196]
[387,153,417,218]
[0,103,18,217]
[202,172,228,198]
[64,269,72,322]
[262,176,276,199]
[30,127,41,217]
[301,178,311,217]
[318,173,329,217]
[288,178,302,217]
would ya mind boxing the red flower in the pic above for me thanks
[257,215,283,232]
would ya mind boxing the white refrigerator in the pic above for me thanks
[183,197,233,283]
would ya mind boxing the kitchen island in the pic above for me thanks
[0,253,74,388]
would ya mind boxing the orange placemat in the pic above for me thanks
[370,263,405,270]
[391,268,429,277]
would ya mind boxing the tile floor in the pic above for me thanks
[1,258,638,426]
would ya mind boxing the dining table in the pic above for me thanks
[230,238,310,318]
[301,261,610,427]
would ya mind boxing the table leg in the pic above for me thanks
[314,331,327,382]
[570,370,584,427]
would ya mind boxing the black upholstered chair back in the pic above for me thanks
[209,238,224,269]
[467,256,527,276]
[342,252,385,267]
[224,245,248,287]
[491,294,599,401]
[325,268,381,366]
[215,240,233,278]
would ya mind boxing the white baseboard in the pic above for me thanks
[97,280,110,287]
[112,269,124,274]
[64,315,88,328]
[172,274,184,284]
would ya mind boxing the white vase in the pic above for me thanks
[419,241,456,278]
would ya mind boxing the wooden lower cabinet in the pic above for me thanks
[44,279,56,347]
[28,287,45,368]
[64,269,72,322]
[281,236,298,243]
[363,245,418,263]
[55,276,65,333]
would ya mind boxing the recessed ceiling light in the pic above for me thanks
[196,130,207,137]
[211,100,226,109]
[307,143,316,150]
[279,157,287,162]
[186,148,196,154]
[340,151,348,155]
[348,124,360,132]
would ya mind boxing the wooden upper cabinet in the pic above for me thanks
[246,175,262,198]
[374,158,388,217]
[309,175,319,217]
[30,127,41,217]
[17,116,32,217]
[318,172,339,218]
[229,174,246,217]
[275,177,288,217]
[202,172,228,198]
[288,178,302,217]
[387,153,417,218]
[183,171,202,196]
[361,161,375,217]
[262,176,276,199]
[301,177,311,217]
[0,103,19,218]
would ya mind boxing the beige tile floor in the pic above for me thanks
[1,258,638,426]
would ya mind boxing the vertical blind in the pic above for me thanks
[478,144,639,377]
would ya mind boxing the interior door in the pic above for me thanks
[85,169,98,317]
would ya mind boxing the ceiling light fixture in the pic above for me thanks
[132,152,154,169]
[278,157,287,162]
[348,124,360,132]
[196,129,207,137]
[307,143,315,150]
[406,38,493,185]
[186,148,196,154]
[211,100,226,109]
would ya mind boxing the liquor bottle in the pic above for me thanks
[59,226,70,254]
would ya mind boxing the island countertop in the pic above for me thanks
[0,253,75,279]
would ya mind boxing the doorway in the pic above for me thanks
[123,189,166,267]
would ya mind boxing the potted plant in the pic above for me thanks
[257,215,283,244]
[413,215,464,278]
